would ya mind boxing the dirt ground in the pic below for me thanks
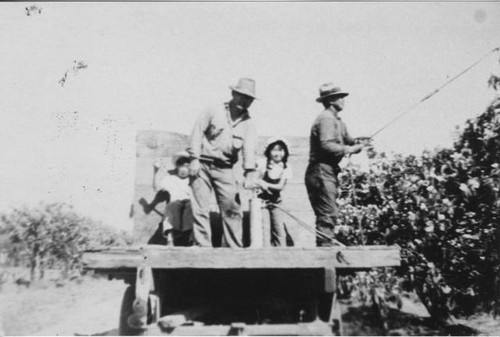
[455,314,500,337]
[0,276,126,336]
[1,275,499,336]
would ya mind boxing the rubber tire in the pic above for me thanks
[118,285,143,336]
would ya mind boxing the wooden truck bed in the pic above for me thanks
[83,245,400,335]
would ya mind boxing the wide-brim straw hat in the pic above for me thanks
[172,150,190,166]
[316,83,349,103]
[229,78,257,99]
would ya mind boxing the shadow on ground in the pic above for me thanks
[341,302,481,336]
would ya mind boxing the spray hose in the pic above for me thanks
[369,47,499,139]
[344,47,500,245]
[264,201,346,247]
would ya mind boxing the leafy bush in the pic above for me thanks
[0,203,132,280]
[336,94,500,319]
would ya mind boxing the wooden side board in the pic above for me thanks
[82,245,400,271]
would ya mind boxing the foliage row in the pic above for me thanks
[0,203,132,280]
[336,94,500,318]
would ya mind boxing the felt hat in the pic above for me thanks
[316,83,349,103]
[229,78,257,99]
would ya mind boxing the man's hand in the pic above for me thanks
[153,159,162,172]
[347,144,364,154]
[354,137,372,148]
[257,180,271,194]
[189,158,200,177]
[243,170,258,190]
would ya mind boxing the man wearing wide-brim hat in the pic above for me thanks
[305,83,369,246]
[187,78,258,247]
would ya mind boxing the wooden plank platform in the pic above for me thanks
[82,245,400,270]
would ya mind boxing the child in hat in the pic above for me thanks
[256,137,293,246]
[145,151,193,246]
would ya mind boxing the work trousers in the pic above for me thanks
[163,200,193,232]
[304,162,339,246]
[263,203,287,247]
[169,229,194,247]
[162,199,194,247]
[191,162,243,247]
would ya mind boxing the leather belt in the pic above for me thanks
[308,161,341,175]
[199,158,233,169]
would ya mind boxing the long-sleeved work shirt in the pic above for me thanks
[188,102,257,170]
[308,107,355,167]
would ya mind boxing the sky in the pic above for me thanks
[0,2,499,231]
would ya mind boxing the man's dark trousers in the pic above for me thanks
[304,162,340,246]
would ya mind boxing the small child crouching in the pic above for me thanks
[148,151,193,246]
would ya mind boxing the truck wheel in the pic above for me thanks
[119,285,143,336]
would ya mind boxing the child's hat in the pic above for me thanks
[172,151,190,165]
[266,136,290,150]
